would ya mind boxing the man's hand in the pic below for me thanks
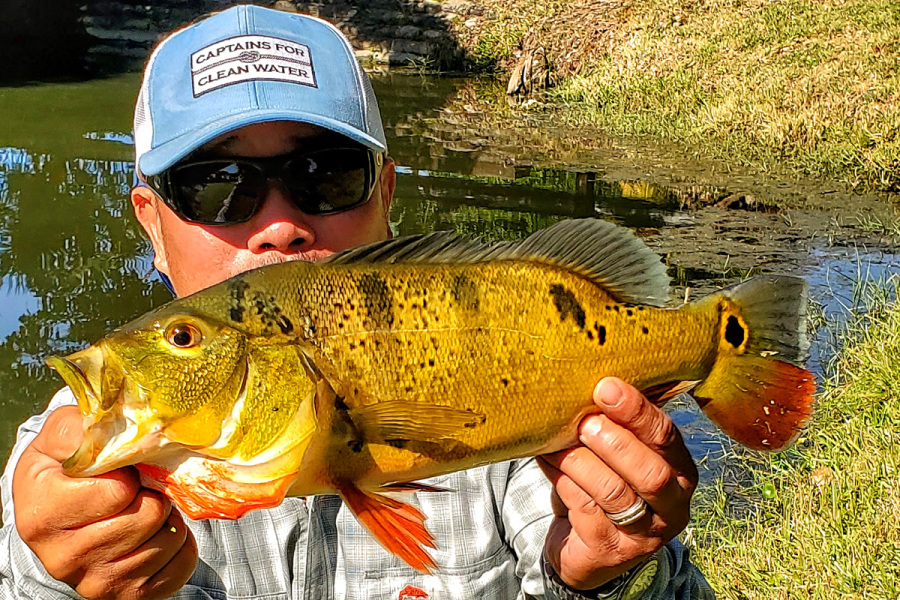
[12,406,198,600]
[538,377,698,591]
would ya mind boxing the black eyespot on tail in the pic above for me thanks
[725,315,745,348]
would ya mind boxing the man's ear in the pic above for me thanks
[130,186,170,276]
[378,157,396,217]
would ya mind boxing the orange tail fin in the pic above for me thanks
[693,357,815,450]
[338,483,438,573]
[691,275,816,450]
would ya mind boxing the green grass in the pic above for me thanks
[463,0,900,191]
[689,276,900,598]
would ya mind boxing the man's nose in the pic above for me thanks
[245,182,316,254]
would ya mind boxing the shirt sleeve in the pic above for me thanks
[498,458,715,600]
[0,388,85,599]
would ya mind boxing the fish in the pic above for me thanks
[47,218,815,573]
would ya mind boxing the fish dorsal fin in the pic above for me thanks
[323,219,670,306]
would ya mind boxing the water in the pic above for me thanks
[0,69,897,484]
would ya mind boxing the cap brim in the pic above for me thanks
[138,109,387,176]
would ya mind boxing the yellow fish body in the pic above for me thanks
[48,219,815,572]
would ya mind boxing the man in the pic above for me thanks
[0,6,713,600]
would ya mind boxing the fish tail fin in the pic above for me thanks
[691,275,816,451]
[338,483,438,573]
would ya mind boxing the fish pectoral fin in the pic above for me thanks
[337,482,438,573]
[136,459,297,521]
[642,380,701,406]
[348,401,486,444]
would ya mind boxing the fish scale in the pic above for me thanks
[48,218,815,574]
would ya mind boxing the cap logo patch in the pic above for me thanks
[191,35,317,97]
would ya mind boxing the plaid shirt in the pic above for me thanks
[1,388,714,600]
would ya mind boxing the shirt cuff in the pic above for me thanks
[541,548,669,600]
[0,520,82,599]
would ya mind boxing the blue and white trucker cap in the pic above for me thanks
[133,4,386,178]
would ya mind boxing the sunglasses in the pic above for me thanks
[145,147,383,226]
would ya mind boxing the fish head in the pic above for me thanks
[48,310,250,477]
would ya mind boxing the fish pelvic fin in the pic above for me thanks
[337,483,438,573]
[692,275,816,451]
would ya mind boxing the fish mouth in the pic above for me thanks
[47,345,152,477]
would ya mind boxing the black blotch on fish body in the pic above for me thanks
[642,326,649,335]
[451,274,480,310]
[725,315,745,348]
[229,279,249,323]
[359,272,393,330]
[549,284,586,330]
[593,322,607,345]
[249,290,293,334]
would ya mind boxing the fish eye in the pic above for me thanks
[165,323,202,349]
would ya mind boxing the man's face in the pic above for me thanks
[131,121,396,297]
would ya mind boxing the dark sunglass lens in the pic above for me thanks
[172,162,265,223]
[284,149,371,214]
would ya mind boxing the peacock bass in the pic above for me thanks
[47,219,815,572]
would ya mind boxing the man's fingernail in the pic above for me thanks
[596,378,624,407]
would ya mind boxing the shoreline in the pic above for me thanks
[687,277,900,598]
[451,0,900,194]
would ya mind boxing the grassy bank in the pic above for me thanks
[460,0,900,191]
[687,278,900,598]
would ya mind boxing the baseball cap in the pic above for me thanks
[133,4,386,178]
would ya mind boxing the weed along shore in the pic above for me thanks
[452,0,900,193]
[689,278,900,599]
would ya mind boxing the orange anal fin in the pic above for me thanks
[694,359,816,451]
[136,462,297,520]
[642,380,701,406]
[338,483,438,573]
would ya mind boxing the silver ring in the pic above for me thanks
[606,498,648,527]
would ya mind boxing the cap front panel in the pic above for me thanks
[191,35,317,96]
[137,5,385,175]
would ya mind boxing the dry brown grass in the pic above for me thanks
[461,0,900,190]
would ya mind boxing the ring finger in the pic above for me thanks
[580,414,689,513]
[540,446,649,529]
[113,509,190,585]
